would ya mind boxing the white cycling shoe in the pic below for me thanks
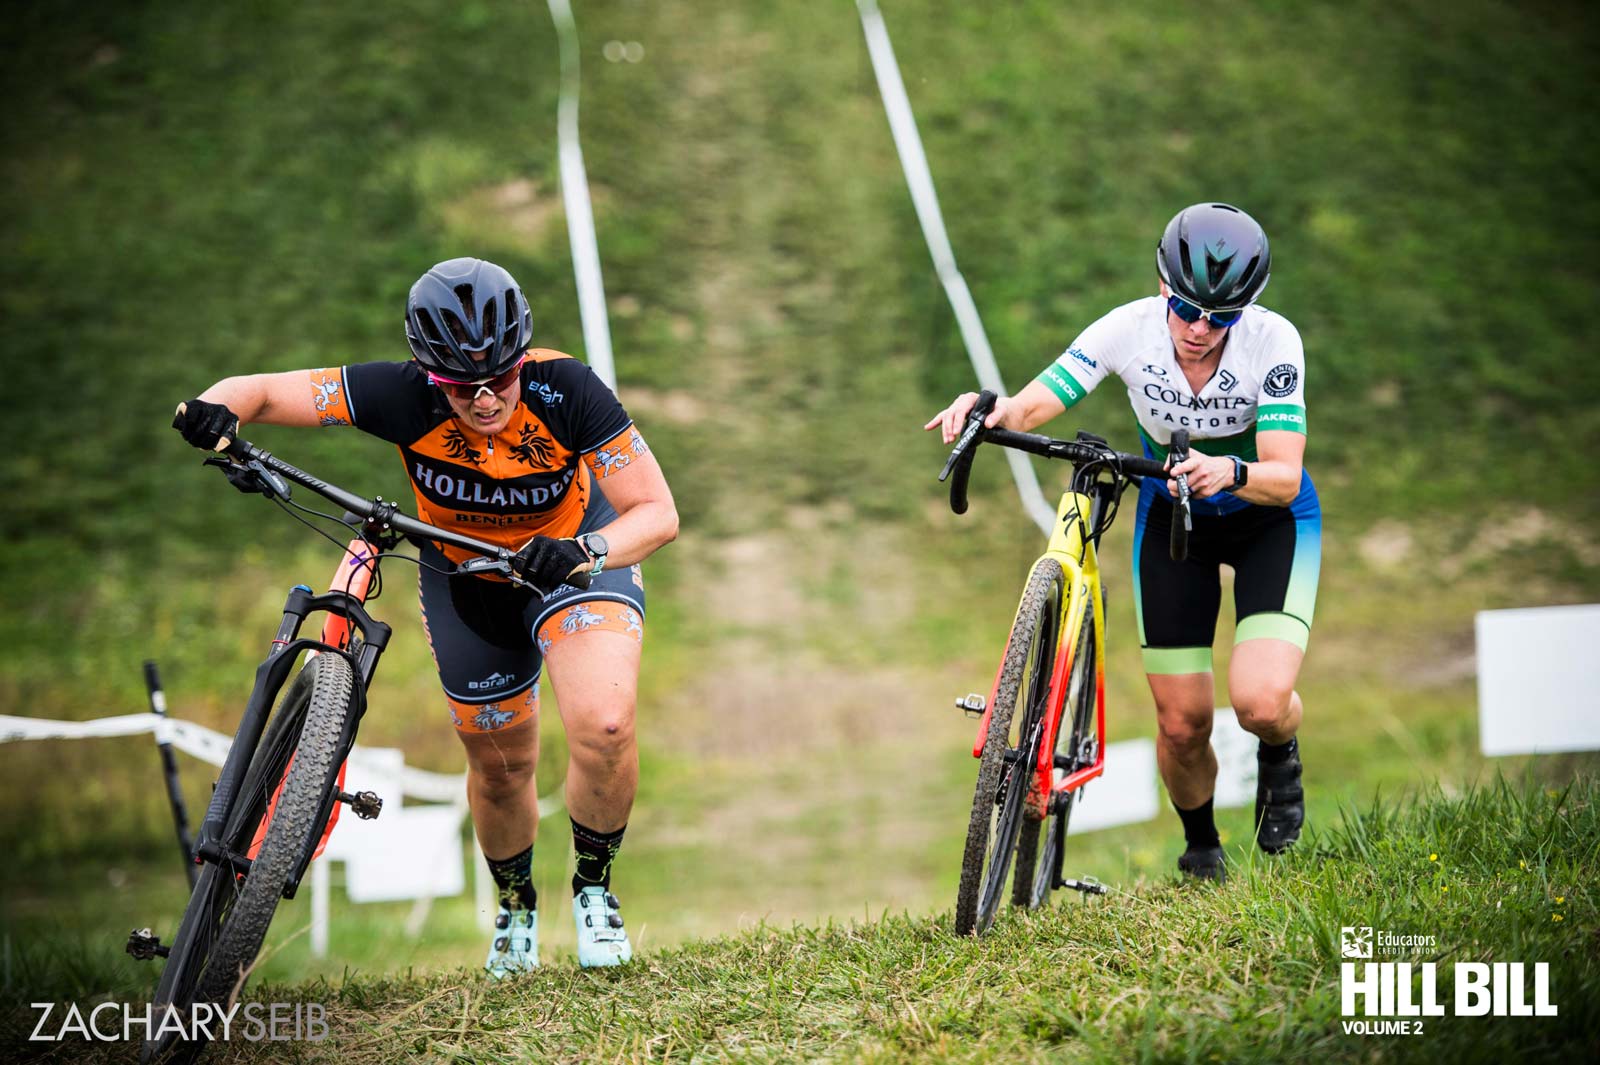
[485,906,538,978]
[573,886,633,967]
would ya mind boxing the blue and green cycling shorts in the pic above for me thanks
[1131,473,1321,675]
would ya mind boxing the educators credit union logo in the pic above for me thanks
[1337,922,1558,1038]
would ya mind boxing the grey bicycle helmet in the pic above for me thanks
[404,258,533,379]
[1156,203,1271,310]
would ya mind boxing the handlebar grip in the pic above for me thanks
[942,390,998,515]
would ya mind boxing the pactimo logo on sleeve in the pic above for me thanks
[1337,923,1558,1038]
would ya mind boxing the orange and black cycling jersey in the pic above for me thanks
[308,349,639,566]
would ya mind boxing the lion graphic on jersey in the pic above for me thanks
[509,421,557,469]
[441,426,484,466]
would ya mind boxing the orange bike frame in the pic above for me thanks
[247,539,377,864]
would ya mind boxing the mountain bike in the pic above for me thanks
[939,391,1191,936]
[126,436,587,1063]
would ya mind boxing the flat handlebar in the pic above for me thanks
[215,436,591,591]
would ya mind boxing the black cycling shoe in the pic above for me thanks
[1177,845,1227,882]
[1256,738,1304,854]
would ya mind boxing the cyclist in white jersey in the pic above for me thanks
[927,203,1318,882]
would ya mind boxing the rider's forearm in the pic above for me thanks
[196,376,273,425]
[1002,380,1068,433]
[196,371,317,428]
[593,499,679,569]
[1229,461,1301,506]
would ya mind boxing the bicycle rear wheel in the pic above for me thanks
[955,558,1064,936]
[144,652,354,1063]
[1024,612,1097,909]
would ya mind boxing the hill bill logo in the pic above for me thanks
[1337,923,1558,1037]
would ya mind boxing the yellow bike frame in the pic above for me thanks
[971,489,1108,816]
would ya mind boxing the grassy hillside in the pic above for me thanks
[2,0,1599,1014]
[6,776,1596,1062]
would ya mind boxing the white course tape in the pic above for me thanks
[0,713,561,817]
[546,0,617,391]
[856,0,1056,535]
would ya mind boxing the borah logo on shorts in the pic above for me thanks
[468,671,516,691]
[1264,363,1299,397]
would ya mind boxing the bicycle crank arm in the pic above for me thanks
[1059,877,1107,896]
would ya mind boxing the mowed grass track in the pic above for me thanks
[5,777,1596,1062]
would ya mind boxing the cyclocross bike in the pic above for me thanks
[126,436,587,1063]
[940,391,1192,936]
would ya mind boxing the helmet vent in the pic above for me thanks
[1205,249,1237,288]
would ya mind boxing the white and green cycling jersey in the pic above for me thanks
[1035,295,1307,464]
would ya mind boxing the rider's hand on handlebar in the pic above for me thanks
[1167,448,1236,500]
[924,391,1018,444]
[173,399,240,452]
[513,536,591,591]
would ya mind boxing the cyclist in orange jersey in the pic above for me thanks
[173,258,678,970]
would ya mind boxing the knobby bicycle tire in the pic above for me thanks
[955,558,1064,936]
[197,653,352,1004]
[144,653,353,1063]
[1024,612,1097,910]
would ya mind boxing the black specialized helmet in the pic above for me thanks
[1156,203,1271,310]
[404,258,533,379]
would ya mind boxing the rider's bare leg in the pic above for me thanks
[1227,639,1305,744]
[542,628,641,833]
[1148,671,1218,809]
[457,712,542,859]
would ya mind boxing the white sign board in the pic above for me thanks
[1477,604,1600,756]
[322,747,466,903]
[1209,708,1260,810]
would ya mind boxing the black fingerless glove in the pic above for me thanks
[172,399,240,451]
[513,536,591,590]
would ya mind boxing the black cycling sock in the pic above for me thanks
[1174,797,1221,850]
[1259,737,1299,764]
[570,818,626,895]
[485,843,538,912]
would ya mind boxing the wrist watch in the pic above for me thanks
[576,532,609,576]
[1228,456,1249,491]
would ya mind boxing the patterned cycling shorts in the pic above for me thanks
[417,544,646,734]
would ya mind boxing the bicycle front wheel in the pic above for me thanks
[955,558,1065,936]
[196,652,353,1005]
[145,652,353,1062]
[1025,611,1097,909]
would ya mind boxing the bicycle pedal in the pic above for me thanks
[954,693,986,716]
[126,928,170,960]
[1060,877,1107,896]
[337,789,383,820]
